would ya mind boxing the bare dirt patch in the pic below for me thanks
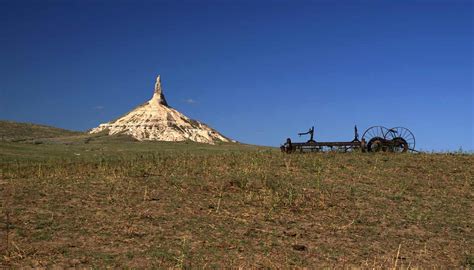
[1,150,473,268]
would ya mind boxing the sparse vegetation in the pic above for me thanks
[0,132,473,268]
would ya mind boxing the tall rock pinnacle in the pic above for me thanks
[89,75,233,144]
[151,75,168,106]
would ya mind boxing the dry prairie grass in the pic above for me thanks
[0,145,473,268]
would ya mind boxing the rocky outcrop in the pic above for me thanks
[89,75,232,144]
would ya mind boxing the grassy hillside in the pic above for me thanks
[0,120,83,142]
[0,135,259,163]
[0,139,472,268]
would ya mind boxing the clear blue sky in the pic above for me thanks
[0,0,472,151]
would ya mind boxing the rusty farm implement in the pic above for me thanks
[281,125,415,153]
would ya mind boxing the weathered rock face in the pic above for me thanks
[89,75,232,144]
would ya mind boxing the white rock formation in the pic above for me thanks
[89,75,232,144]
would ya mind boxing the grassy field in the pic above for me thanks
[0,126,473,268]
[0,121,82,142]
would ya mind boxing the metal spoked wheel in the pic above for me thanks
[384,127,415,153]
[361,126,390,152]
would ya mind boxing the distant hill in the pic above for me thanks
[0,120,83,142]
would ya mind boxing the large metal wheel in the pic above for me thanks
[361,126,390,152]
[389,137,409,153]
[384,127,415,152]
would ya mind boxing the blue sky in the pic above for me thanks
[0,0,472,151]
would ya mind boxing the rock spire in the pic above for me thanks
[89,75,232,144]
[152,75,168,106]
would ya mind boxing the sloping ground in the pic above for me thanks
[0,120,82,142]
[0,137,256,163]
[0,146,472,268]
